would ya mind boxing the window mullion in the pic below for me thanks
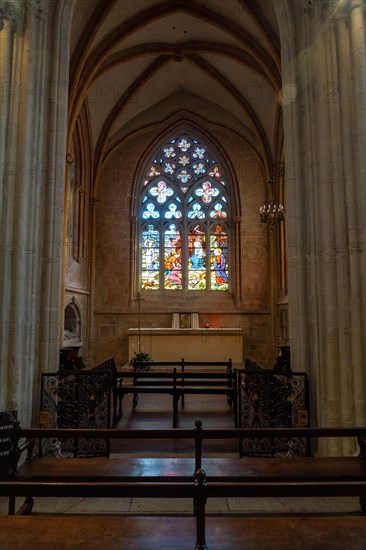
[206,226,211,291]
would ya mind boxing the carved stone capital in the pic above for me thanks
[0,0,24,30]
[25,0,48,21]
[303,0,351,23]
[350,0,365,11]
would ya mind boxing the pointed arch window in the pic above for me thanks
[140,134,230,291]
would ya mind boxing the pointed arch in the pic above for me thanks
[137,131,233,293]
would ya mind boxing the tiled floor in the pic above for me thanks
[1,392,362,517]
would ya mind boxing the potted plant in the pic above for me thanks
[129,351,152,371]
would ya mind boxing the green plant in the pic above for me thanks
[129,351,152,370]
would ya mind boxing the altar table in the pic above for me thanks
[127,328,243,362]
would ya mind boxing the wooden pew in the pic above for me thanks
[130,357,234,408]
[7,424,366,485]
[114,369,237,427]
[5,424,366,507]
[2,424,366,549]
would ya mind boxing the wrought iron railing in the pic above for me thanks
[238,368,310,457]
[40,363,114,457]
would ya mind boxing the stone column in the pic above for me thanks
[233,216,242,305]
[0,0,25,415]
[0,0,75,425]
[347,0,366,428]
[276,0,366,454]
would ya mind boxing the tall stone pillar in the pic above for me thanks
[276,0,366,454]
[0,0,74,425]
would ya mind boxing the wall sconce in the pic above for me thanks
[259,161,286,225]
[259,199,285,224]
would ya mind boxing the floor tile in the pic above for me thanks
[130,498,192,513]
[66,497,132,514]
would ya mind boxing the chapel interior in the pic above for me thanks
[0,0,366,544]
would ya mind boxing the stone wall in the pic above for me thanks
[88,118,275,367]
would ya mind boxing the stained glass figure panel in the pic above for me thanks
[141,226,160,289]
[178,155,190,166]
[164,225,182,289]
[163,146,176,158]
[164,203,182,219]
[148,166,160,176]
[150,181,174,203]
[209,202,227,219]
[188,225,206,290]
[188,202,205,219]
[195,181,220,203]
[142,202,160,219]
[164,162,175,174]
[210,225,229,290]
[209,165,221,178]
[177,138,191,151]
[177,169,191,184]
[193,163,206,175]
[193,146,206,159]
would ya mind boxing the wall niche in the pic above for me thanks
[63,298,82,347]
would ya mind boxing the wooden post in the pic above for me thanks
[194,419,203,472]
[136,292,144,353]
[194,468,208,550]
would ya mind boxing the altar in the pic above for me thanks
[127,328,243,362]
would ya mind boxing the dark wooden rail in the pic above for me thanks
[133,358,233,373]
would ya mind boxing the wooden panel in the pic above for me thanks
[16,456,366,483]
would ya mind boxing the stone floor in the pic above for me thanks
[1,495,361,516]
[1,392,362,517]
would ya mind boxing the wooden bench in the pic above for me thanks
[4,426,203,515]
[2,424,366,548]
[114,369,237,427]
[5,424,366,501]
[130,358,234,411]
[2,424,366,549]
[6,424,366,485]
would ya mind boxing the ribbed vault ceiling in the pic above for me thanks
[69,0,282,179]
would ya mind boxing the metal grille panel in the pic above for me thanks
[40,370,112,457]
[238,369,310,457]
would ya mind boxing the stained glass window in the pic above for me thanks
[139,134,230,291]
